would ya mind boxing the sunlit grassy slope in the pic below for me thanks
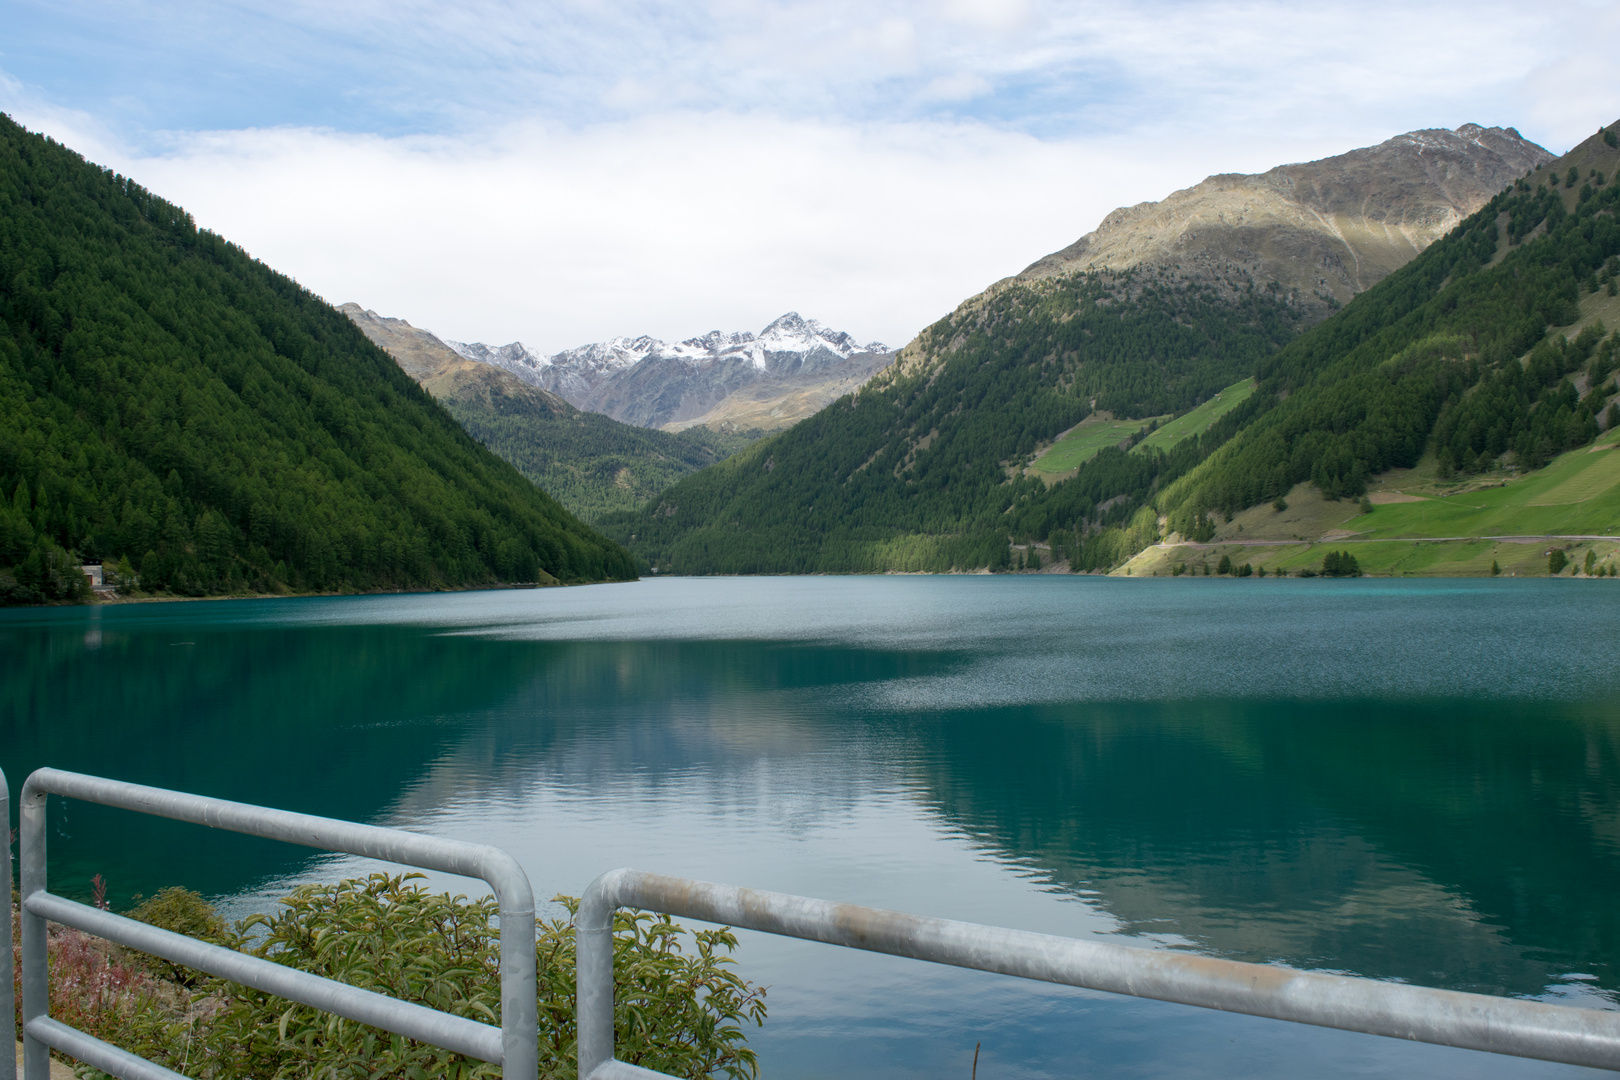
[1030,378,1259,477]
[1135,379,1255,454]
[1351,430,1620,539]
[1124,426,1620,577]
[1029,418,1153,474]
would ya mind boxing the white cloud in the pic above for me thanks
[938,0,1041,34]
[919,72,994,103]
[4,0,1617,353]
[42,114,1204,352]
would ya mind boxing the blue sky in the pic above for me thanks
[4,1,1618,351]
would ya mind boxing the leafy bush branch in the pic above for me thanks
[48,874,765,1080]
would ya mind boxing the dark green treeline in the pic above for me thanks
[0,114,636,602]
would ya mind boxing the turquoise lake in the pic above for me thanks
[3,575,1619,1078]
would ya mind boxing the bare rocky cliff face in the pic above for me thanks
[339,304,572,417]
[1020,124,1554,313]
[445,312,894,432]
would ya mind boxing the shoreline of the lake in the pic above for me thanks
[14,561,1620,612]
[62,577,602,608]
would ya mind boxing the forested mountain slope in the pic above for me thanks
[603,124,1550,575]
[344,305,760,523]
[605,269,1304,573]
[1159,124,1620,539]
[0,115,636,603]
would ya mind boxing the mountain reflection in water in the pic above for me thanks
[2,577,1617,1079]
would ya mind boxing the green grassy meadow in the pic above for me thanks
[1135,378,1256,455]
[1030,418,1152,474]
[1351,432,1620,540]
[1123,426,1620,577]
[1030,378,1259,477]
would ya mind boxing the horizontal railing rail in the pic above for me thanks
[577,868,1620,1079]
[17,769,538,1080]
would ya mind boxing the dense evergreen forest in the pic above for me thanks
[602,267,1304,573]
[0,114,636,604]
[438,376,761,523]
[610,124,1620,575]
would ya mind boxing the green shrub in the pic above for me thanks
[127,888,231,988]
[1549,549,1568,574]
[1216,554,1233,575]
[79,874,766,1080]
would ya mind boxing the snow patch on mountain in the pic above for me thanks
[446,313,893,427]
[452,313,885,378]
[443,339,550,375]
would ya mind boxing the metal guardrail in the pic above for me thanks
[11,769,1620,1079]
[577,868,1620,1079]
[15,769,539,1080]
[3,768,15,1080]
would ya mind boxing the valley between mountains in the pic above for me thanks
[4,115,1620,603]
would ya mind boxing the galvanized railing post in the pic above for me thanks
[18,776,47,1080]
[576,869,624,1080]
[499,882,538,1080]
[14,769,539,1080]
[1,767,13,1080]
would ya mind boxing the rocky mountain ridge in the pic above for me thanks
[1021,123,1553,307]
[447,312,894,431]
[339,303,572,416]
[874,123,1553,390]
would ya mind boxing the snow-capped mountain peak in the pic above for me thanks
[446,313,894,428]
[754,312,874,357]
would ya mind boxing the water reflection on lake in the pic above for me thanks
[3,576,1619,1078]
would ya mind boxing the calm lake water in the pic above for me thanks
[4,576,1620,1078]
